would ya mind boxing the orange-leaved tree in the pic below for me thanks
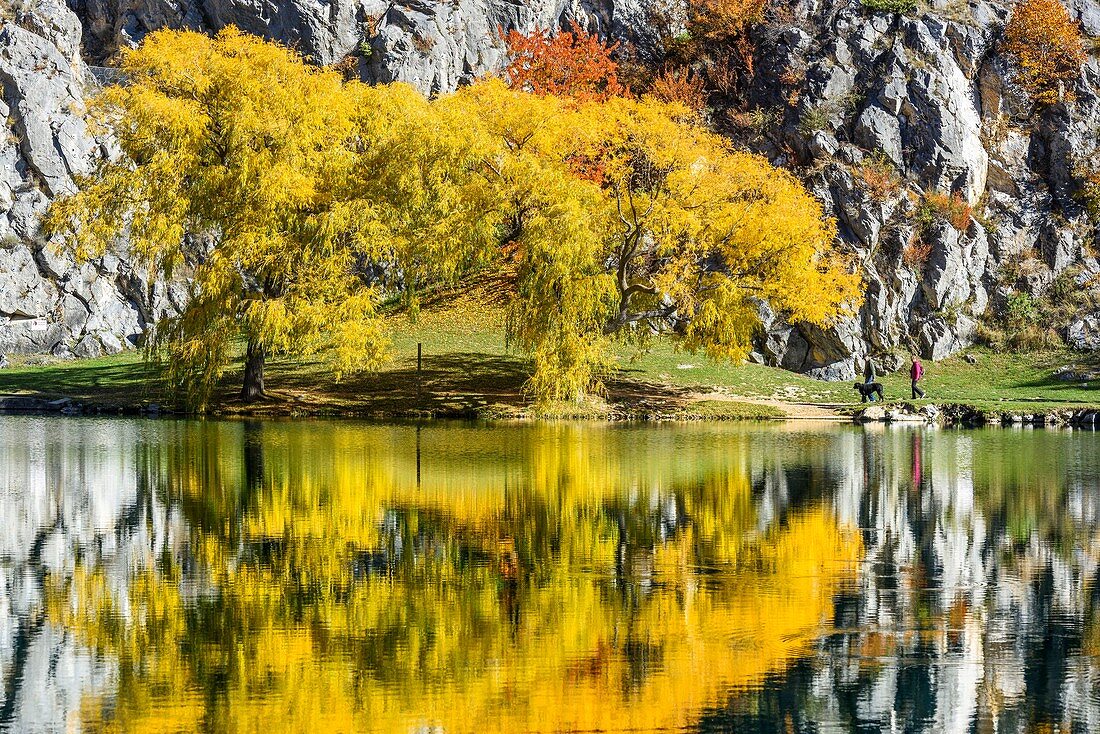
[1003,0,1085,106]
[503,22,624,101]
[649,67,708,112]
[689,0,769,41]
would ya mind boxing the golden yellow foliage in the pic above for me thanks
[1003,0,1086,106]
[345,82,501,316]
[447,81,862,403]
[50,422,863,733]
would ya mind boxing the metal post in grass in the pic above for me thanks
[416,342,422,410]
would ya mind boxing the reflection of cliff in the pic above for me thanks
[4,419,1100,732]
[0,416,187,731]
[706,428,1100,733]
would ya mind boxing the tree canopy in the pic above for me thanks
[447,81,861,402]
[48,29,860,410]
[46,29,491,407]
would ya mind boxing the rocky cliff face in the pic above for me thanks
[2,0,1099,375]
[0,0,179,359]
[740,0,1100,377]
[363,0,601,93]
[69,0,640,91]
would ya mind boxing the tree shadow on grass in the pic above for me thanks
[0,349,695,417]
[235,352,693,416]
[605,372,693,413]
[244,352,536,416]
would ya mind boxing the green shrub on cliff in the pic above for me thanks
[860,0,917,14]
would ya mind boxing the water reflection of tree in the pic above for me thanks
[13,420,1100,732]
[41,421,861,733]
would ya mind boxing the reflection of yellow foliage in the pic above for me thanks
[53,569,205,734]
[51,422,862,733]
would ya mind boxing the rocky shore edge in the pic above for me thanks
[4,393,1099,428]
[853,404,1100,428]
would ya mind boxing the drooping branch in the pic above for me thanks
[604,304,680,334]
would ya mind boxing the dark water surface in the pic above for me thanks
[1,417,1099,732]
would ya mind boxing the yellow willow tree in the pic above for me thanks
[448,81,862,403]
[45,30,490,408]
[440,82,617,401]
[345,82,501,315]
[45,28,384,406]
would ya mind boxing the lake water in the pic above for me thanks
[1,417,1099,732]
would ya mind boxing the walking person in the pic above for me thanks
[911,355,927,399]
[863,358,878,402]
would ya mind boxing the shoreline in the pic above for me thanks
[2,343,1097,428]
[3,392,1098,428]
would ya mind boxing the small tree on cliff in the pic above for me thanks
[45,30,401,408]
[645,0,768,104]
[503,22,625,101]
[1003,0,1086,106]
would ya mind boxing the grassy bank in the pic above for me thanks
[1,296,1097,420]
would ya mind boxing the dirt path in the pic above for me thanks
[687,391,850,420]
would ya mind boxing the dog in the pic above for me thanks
[853,381,885,403]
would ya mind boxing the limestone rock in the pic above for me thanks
[919,404,940,421]
[854,104,902,167]
[1068,315,1100,351]
[885,408,926,423]
[745,0,1100,379]
[72,0,639,95]
[0,0,174,357]
[76,0,370,65]
[856,405,887,422]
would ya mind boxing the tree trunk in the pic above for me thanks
[241,340,266,401]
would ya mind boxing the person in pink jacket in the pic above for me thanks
[911,356,926,399]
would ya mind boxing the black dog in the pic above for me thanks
[853,381,885,403]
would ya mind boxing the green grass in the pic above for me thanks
[860,0,917,13]
[872,350,1100,415]
[0,351,164,406]
[614,343,854,402]
[1,295,1097,419]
